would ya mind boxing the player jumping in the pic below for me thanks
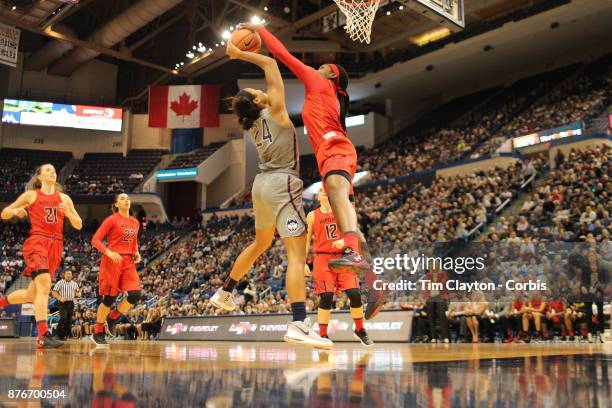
[240,23,369,273]
[0,164,82,348]
[240,22,387,319]
[90,193,142,346]
[210,40,332,349]
[305,189,374,346]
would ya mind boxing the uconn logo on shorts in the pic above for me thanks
[286,218,299,233]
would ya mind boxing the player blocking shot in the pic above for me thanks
[210,39,332,349]
[0,164,82,349]
[238,22,370,276]
[305,189,373,347]
[239,22,386,320]
[90,193,142,346]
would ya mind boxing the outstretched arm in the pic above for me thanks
[250,26,318,85]
[226,41,290,126]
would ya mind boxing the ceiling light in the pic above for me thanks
[222,31,231,39]
[251,15,262,24]
[186,52,195,59]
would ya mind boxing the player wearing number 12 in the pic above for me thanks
[0,164,83,349]
[305,189,373,347]
[90,193,142,346]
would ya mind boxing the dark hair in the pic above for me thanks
[112,192,128,213]
[28,163,63,192]
[334,64,350,131]
[231,90,262,130]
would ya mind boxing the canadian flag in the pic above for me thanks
[148,85,221,128]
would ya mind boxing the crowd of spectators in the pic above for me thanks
[65,150,165,195]
[357,65,576,180]
[504,55,612,138]
[400,145,610,344]
[0,148,72,194]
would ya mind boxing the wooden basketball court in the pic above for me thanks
[0,339,610,407]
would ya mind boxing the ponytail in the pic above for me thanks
[330,64,350,131]
[230,90,262,130]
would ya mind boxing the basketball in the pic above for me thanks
[231,28,261,53]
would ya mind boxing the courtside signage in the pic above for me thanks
[2,99,123,132]
[160,310,412,342]
[156,168,198,181]
[512,121,583,149]
[0,318,17,338]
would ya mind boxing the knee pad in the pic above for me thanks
[102,295,117,307]
[319,292,334,310]
[126,290,142,305]
[345,288,362,308]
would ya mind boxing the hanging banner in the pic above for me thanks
[0,23,20,68]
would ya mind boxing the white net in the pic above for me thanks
[333,0,381,44]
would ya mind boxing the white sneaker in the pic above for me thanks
[210,288,236,311]
[284,318,333,349]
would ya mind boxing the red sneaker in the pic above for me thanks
[328,248,370,275]
[36,332,63,349]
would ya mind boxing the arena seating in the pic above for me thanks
[358,64,579,180]
[165,143,225,169]
[0,148,72,193]
[504,54,612,138]
[65,149,165,195]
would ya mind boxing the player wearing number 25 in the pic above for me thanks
[0,163,82,349]
[90,193,142,347]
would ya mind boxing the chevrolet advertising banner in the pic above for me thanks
[160,310,413,342]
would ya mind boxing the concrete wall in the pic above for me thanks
[129,113,172,150]
[9,55,117,106]
[0,122,125,158]
[203,139,247,207]
[436,156,519,178]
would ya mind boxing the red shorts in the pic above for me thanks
[23,235,63,278]
[317,138,358,195]
[313,253,360,295]
[98,254,141,296]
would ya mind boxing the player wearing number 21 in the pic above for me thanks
[0,164,82,349]
[90,193,142,347]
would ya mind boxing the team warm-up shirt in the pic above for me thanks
[28,189,65,239]
[312,208,342,254]
[92,213,140,255]
[258,27,351,161]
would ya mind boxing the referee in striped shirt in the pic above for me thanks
[51,270,81,340]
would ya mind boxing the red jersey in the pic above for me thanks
[28,189,64,239]
[92,213,139,255]
[312,208,342,254]
[259,28,355,163]
[549,301,564,313]
[529,301,543,310]
[512,300,524,311]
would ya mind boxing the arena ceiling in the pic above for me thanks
[0,0,562,108]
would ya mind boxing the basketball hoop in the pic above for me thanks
[333,0,381,44]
